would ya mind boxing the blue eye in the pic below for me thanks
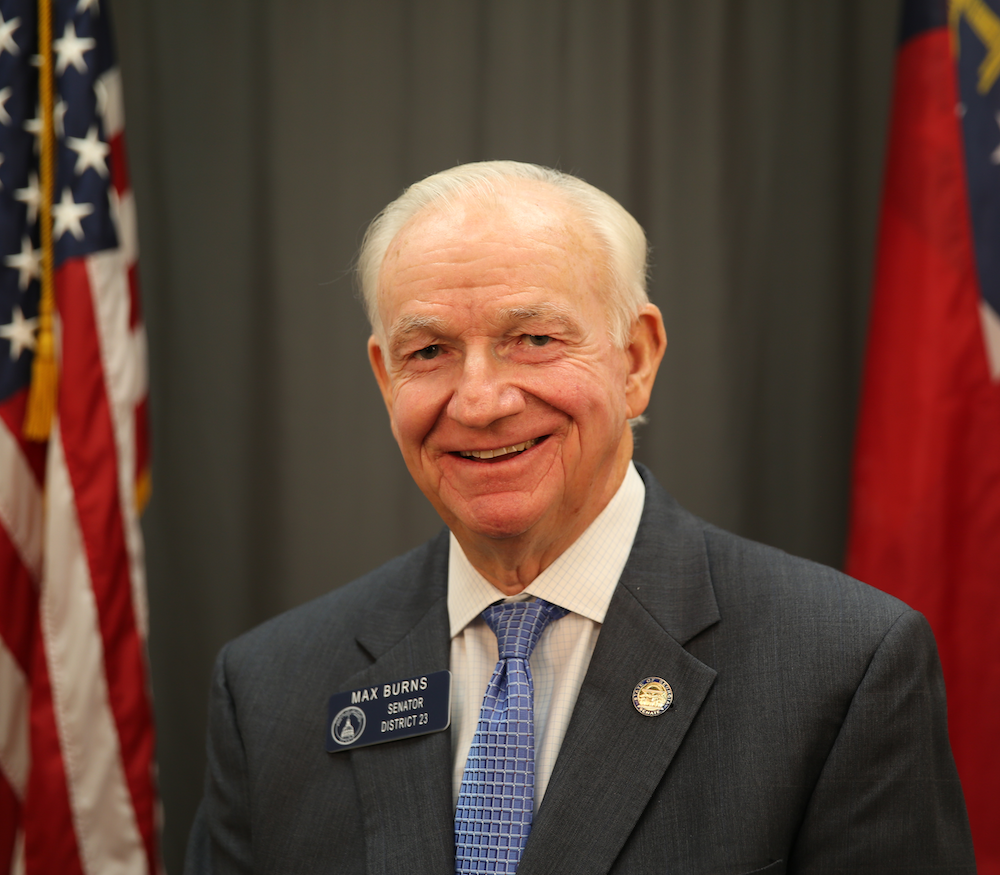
[525,335,551,347]
[413,345,441,360]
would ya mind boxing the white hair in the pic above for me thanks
[357,161,649,346]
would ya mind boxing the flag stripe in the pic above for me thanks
[41,427,147,875]
[86,250,150,637]
[134,394,150,502]
[0,395,47,488]
[98,69,125,141]
[23,602,87,875]
[110,156,138,265]
[0,770,21,875]
[0,525,35,679]
[54,261,155,875]
[0,414,44,584]
[0,639,29,799]
[109,134,130,199]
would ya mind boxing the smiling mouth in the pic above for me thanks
[455,436,546,461]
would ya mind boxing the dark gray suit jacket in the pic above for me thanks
[186,466,975,874]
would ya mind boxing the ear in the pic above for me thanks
[624,304,667,419]
[368,335,395,418]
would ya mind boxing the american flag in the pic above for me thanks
[848,0,1000,869]
[0,0,160,873]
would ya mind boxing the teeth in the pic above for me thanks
[460,438,539,460]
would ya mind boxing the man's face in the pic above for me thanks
[368,186,661,567]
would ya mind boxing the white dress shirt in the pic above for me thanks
[448,462,646,811]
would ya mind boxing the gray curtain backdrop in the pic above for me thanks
[112,2,901,870]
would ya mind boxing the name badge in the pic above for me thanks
[326,670,452,752]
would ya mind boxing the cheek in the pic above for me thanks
[551,360,629,422]
[390,382,445,450]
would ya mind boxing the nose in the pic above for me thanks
[447,348,525,428]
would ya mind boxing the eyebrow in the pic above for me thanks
[386,314,448,357]
[385,302,583,357]
[494,303,580,331]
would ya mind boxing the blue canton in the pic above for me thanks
[0,0,119,402]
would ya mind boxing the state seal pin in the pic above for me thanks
[632,677,673,716]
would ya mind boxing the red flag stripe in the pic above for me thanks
[0,410,44,586]
[0,770,22,875]
[39,427,148,874]
[0,394,47,487]
[0,526,36,676]
[134,394,151,505]
[0,637,29,799]
[85,248,151,635]
[109,132,129,197]
[52,260,155,874]
[24,605,87,875]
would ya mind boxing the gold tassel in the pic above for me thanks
[23,0,58,442]
[22,302,57,440]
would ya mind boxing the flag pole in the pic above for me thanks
[24,0,57,441]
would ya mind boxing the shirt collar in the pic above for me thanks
[448,462,646,637]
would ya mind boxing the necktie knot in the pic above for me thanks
[482,599,569,661]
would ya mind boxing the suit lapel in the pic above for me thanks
[338,534,456,875]
[339,471,720,875]
[520,470,721,875]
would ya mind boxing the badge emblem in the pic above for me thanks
[326,670,452,752]
[632,677,673,716]
[331,706,367,745]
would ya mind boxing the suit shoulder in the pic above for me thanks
[637,465,911,626]
[699,521,917,644]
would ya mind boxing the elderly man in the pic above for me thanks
[186,162,974,874]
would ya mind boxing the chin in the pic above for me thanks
[449,497,547,542]
[455,514,536,542]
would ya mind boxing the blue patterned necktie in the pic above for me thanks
[454,598,569,874]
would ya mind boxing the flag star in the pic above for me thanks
[0,306,37,361]
[23,108,41,155]
[52,187,94,240]
[5,236,40,290]
[67,124,110,177]
[55,98,67,137]
[23,110,40,137]
[0,87,11,125]
[53,22,95,75]
[0,12,21,60]
[15,173,40,225]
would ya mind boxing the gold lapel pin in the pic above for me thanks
[632,677,673,716]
